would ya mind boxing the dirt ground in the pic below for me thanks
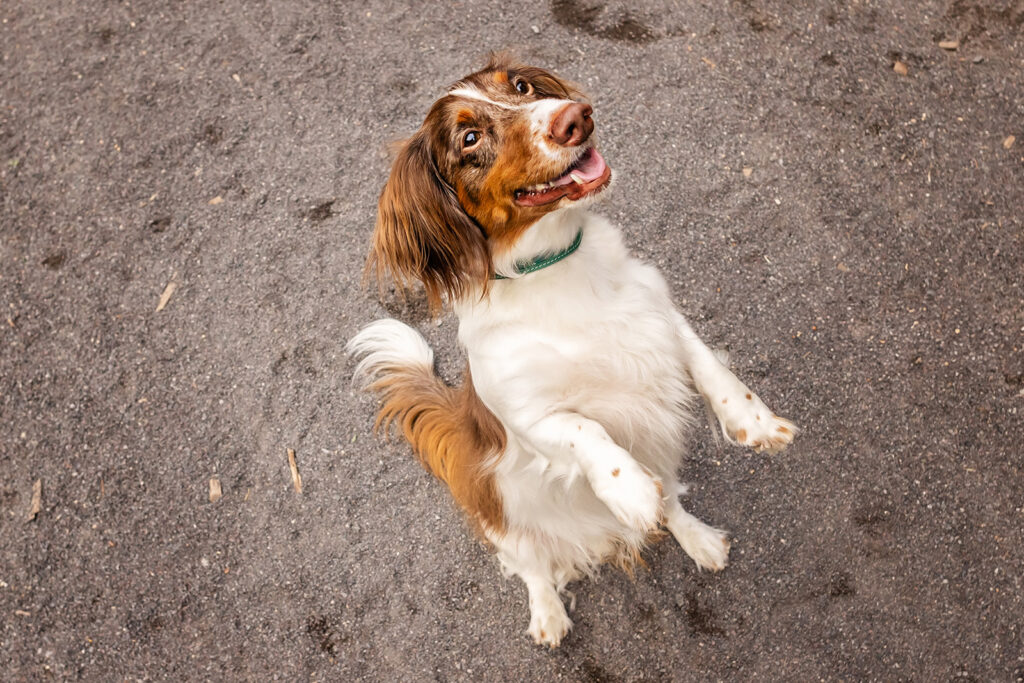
[2,0,1023,680]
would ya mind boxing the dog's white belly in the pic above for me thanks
[461,265,697,570]
[535,311,694,467]
[464,264,696,468]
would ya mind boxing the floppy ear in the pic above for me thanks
[366,133,491,312]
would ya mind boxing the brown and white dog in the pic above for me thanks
[348,54,796,647]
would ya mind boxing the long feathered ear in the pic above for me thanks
[366,133,491,313]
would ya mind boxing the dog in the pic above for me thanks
[347,54,797,647]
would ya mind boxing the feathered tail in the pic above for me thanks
[347,319,506,534]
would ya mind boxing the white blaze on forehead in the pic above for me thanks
[447,87,521,110]
[446,86,583,163]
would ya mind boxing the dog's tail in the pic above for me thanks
[346,319,506,534]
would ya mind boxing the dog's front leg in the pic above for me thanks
[523,413,663,532]
[675,314,797,453]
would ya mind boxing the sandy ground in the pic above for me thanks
[2,0,1023,680]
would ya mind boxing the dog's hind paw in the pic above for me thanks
[528,594,573,648]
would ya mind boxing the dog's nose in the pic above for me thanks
[549,102,594,147]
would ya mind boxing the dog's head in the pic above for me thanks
[368,54,612,310]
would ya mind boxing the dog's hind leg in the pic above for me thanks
[490,532,573,648]
[661,481,730,572]
[521,569,573,648]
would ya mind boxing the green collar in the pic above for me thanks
[492,229,583,280]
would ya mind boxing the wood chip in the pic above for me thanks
[742,167,753,177]
[208,195,224,205]
[26,479,41,522]
[938,40,959,50]
[287,448,302,494]
[1003,135,1016,149]
[701,56,716,69]
[14,610,31,617]
[893,61,908,76]
[155,281,177,312]
[837,263,850,272]
[209,477,222,503]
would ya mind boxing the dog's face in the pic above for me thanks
[368,55,612,310]
[429,64,612,243]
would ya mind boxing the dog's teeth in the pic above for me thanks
[570,172,584,185]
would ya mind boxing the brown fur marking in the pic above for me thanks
[366,131,491,313]
[454,116,545,250]
[369,363,506,534]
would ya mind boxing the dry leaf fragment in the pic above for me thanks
[938,40,959,50]
[1003,135,1016,149]
[208,196,223,205]
[742,167,753,177]
[287,448,302,494]
[26,479,41,522]
[156,281,177,312]
[893,61,908,76]
[15,610,31,617]
[837,263,851,272]
[209,477,222,503]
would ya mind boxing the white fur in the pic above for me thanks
[347,318,433,385]
[350,206,796,647]
[449,206,793,646]
[526,98,577,162]
[351,94,796,649]
[447,87,520,110]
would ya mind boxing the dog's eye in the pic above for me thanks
[514,79,532,95]
[462,130,481,148]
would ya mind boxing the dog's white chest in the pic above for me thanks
[458,230,695,462]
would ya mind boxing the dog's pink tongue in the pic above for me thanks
[552,149,607,187]
[573,149,607,183]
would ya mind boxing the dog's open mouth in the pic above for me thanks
[513,148,611,207]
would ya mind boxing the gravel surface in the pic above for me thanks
[2,0,1022,680]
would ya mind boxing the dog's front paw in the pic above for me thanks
[591,460,664,532]
[528,593,573,648]
[718,392,797,454]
